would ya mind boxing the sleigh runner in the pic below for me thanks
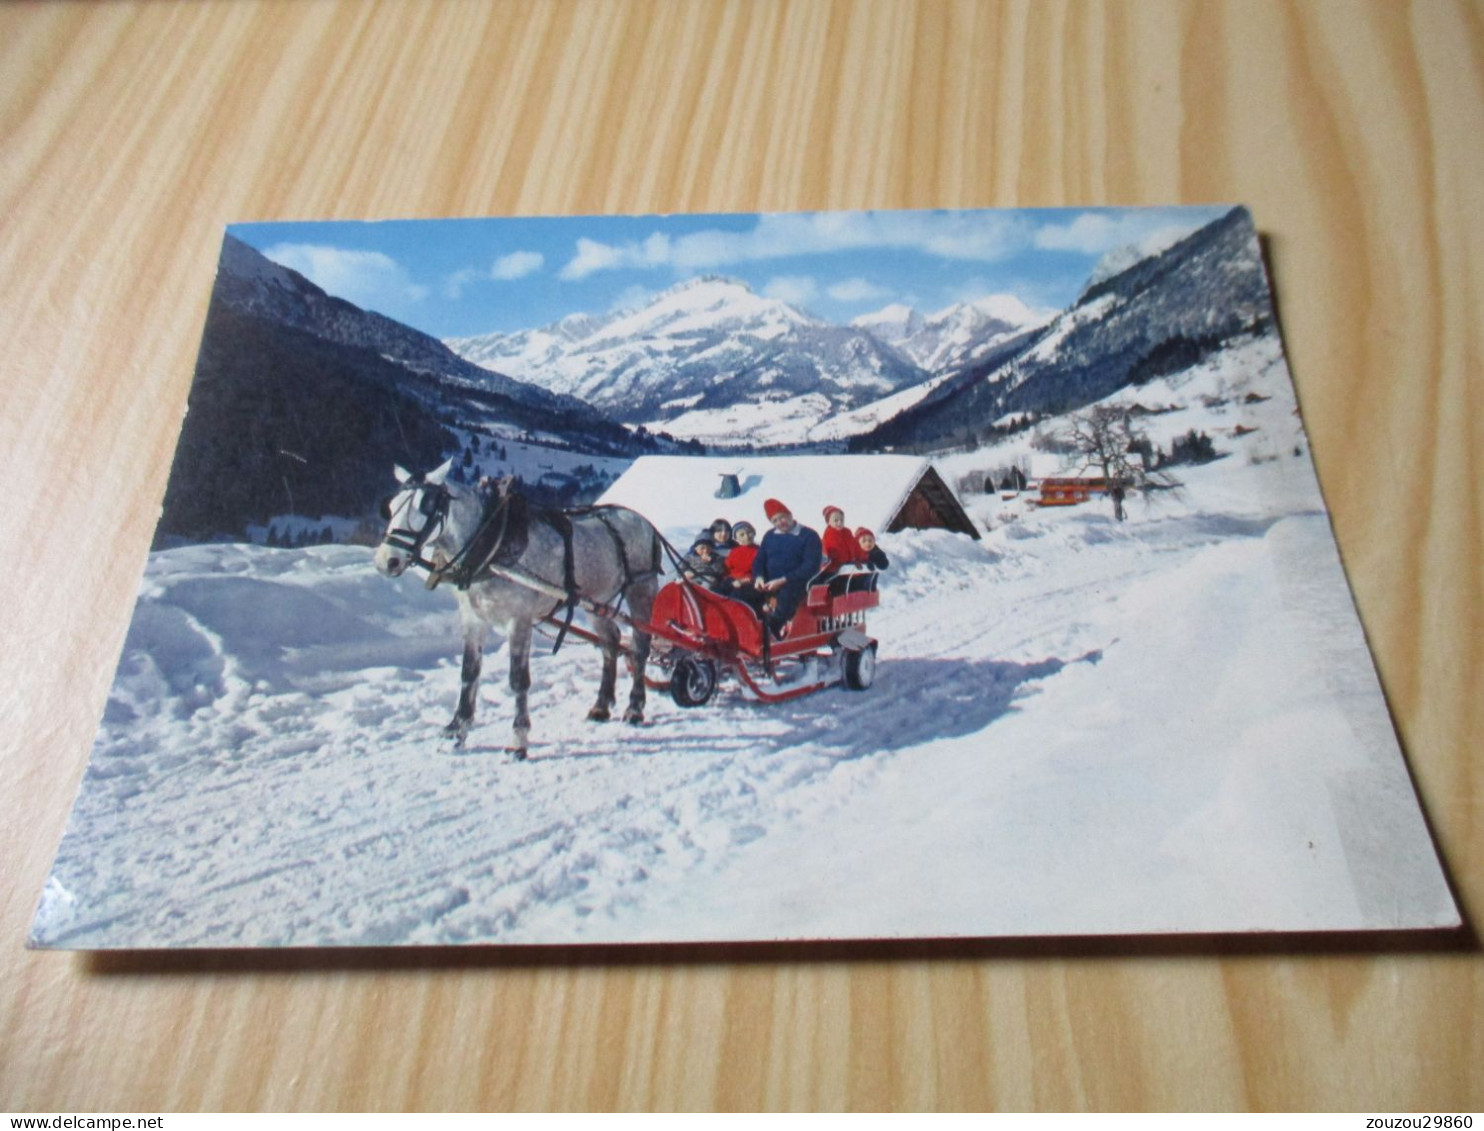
[527,569,881,707]
[500,542,883,706]
[644,572,879,706]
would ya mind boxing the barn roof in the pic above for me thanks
[597,454,979,542]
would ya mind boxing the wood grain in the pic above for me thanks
[1,0,1479,1111]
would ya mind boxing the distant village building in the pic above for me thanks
[598,455,981,541]
[1024,453,1117,508]
[1034,477,1122,507]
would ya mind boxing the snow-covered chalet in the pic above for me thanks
[597,455,981,544]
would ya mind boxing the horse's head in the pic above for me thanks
[373,459,454,578]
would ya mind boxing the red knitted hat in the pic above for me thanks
[822,504,843,521]
[855,527,875,541]
[763,498,789,520]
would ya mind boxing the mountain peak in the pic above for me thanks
[219,233,313,294]
[672,273,748,291]
[852,293,1049,373]
[852,304,924,340]
[600,274,820,342]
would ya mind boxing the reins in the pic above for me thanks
[424,487,520,592]
[379,480,451,575]
[385,482,669,657]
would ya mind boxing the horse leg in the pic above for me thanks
[623,587,655,725]
[587,617,620,722]
[507,617,533,758]
[444,622,488,747]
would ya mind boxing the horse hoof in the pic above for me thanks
[587,707,611,723]
[623,708,644,726]
[506,745,528,761]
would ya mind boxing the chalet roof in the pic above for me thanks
[598,454,979,542]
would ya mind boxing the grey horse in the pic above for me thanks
[373,460,662,758]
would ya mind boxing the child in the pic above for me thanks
[722,521,759,591]
[715,520,767,612]
[855,527,889,570]
[820,505,859,573]
[693,517,734,560]
[681,538,726,590]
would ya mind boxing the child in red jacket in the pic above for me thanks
[820,505,859,574]
[720,521,763,609]
[724,521,758,579]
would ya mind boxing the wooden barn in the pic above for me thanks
[598,454,981,542]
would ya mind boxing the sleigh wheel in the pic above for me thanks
[671,656,718,708]
[842,642,877,691]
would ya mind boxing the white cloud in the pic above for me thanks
[445,250,546,297]
[443,267,481,300]
[763,275,819,305]
[1033,211,1203,255]
[492,250,544,280]
[561,236,658,280]
[264,244,427,312]
[826,277,889,303]
[557,210,1036,279]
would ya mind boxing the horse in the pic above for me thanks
[372,460,663,758]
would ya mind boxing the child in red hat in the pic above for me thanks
[820,504,859,574]
[855,527,889,571]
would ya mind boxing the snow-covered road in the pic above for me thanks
[32,434,1456,947]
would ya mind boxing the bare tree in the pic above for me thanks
[1057,405,1175,521]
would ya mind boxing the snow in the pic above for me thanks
[449,276,823,409]
[851,303,922,339]
[601,276,817,342]
[598,454,939,547]
[956,293,1044,326]
[804,375,957,442]
[244,514,362,546]
[31,340,1457,949]
[643,393,838,448]
[854,294,1052,375]
[1085,226,1195,292]
[449,277,1040,448]
[1022,294,1118,367]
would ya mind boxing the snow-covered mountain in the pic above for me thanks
[852,294,1050,373]
[217,236,616,424]
[1081,225,1194,296]
[158,239,648,544]
[850,303,924,344]
[448,276,931,441]
[861,207,1275,451]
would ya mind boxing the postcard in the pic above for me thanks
[31,206,1458,947]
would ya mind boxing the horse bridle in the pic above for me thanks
[382,478,527,592]
[379,480,451,571]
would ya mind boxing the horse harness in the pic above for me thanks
[378,478,451,572]
[382,480,659,654]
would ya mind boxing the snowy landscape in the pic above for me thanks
[31,207,1458,948]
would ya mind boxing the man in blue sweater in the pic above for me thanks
[753,498,823,638]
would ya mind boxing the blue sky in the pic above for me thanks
[228,206,1231,340]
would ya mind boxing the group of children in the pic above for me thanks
[681,504,888,602]
[820,506,889,572]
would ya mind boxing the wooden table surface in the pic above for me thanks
[2,0,1480,1112]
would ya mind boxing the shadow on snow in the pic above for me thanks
[460,650,1103,764]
